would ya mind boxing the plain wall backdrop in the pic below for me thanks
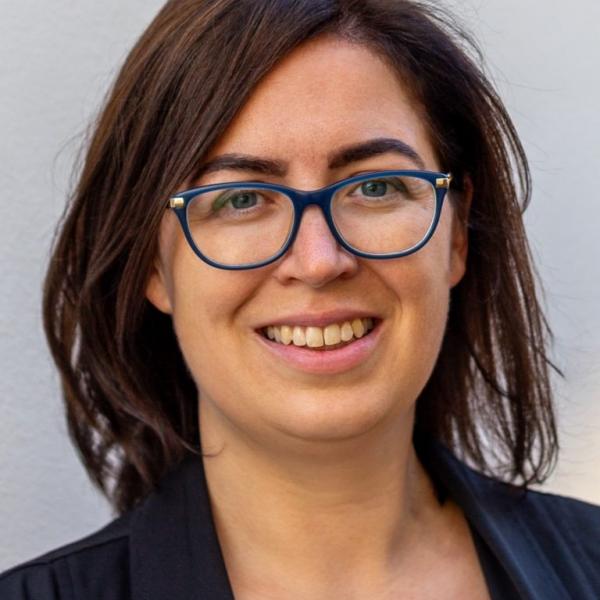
[1,0,599,571]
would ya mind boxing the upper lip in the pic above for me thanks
[254,310,381,330]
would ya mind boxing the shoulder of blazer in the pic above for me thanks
[0,453,235,600]
[440,443,600,593]
[483,471,600,569]
[458,452,600,553]
[0,509,134,599]
[417,435,600,597]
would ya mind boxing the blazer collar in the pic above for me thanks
[415,435,569,600]
[130,454,235,600]
[129,437,566,600]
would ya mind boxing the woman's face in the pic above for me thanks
[146,36,469,450]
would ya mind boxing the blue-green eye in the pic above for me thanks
[213,191,259,211]
[361,181,389,197]
[230,192,258,209]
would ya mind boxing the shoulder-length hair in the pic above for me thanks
[44,0,559,514]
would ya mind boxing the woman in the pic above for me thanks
[1,0,599,598]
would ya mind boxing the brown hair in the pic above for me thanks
[44,0,559,515]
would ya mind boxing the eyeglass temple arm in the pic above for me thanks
[435,174,452,189]
[169,197,185,208]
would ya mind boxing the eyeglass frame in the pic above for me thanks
[167,169,452,270]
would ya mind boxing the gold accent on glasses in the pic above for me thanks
[435,175,452,189]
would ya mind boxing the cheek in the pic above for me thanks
[405,266,451,359]
[379,223,455,377]
[386,207,454,312]
[167,253,263,380]
[387,254,451,345]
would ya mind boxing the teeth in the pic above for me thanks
[323,324,341,345]
[292,326,306,346]
[340,322,354,342]
[264,318,376,348]
[306,327,324,348]
[351,318,365,338]
[280,325,293,345]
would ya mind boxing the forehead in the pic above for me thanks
[202,36,439,176]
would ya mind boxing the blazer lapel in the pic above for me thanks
[417,437,570,600]
[129,454,235,600]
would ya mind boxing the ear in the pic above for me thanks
[145,259,173,315]
[448,175,473,288]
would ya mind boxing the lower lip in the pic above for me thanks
[254,321,382,375]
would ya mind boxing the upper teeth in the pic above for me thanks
[265,318,375,348]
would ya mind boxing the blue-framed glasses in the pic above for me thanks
[168,170,452,270]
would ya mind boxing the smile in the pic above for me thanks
[261,318,377,350]
[256,316,382,374]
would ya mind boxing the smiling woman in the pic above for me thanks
[1,0,599,599]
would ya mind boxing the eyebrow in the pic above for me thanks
[193,137,426,180]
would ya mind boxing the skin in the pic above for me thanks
[146,36,486,600]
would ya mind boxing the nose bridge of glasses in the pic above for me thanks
[288,187,341,246]
[292,186,334,209]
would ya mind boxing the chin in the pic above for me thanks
[262,386,406,443]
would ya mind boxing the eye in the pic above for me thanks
[360,180,392,197]
[213,190,261,212]
[350,178,407,199]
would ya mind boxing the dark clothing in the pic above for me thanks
[1,438,599,599]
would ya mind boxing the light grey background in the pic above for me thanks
[1,0,599,571]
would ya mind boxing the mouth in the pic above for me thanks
[258,317,380,351]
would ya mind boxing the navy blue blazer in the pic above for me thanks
[1,437,599,599]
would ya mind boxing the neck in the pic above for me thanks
[198,397,446,596]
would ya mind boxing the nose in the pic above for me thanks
[272,205,359,287]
